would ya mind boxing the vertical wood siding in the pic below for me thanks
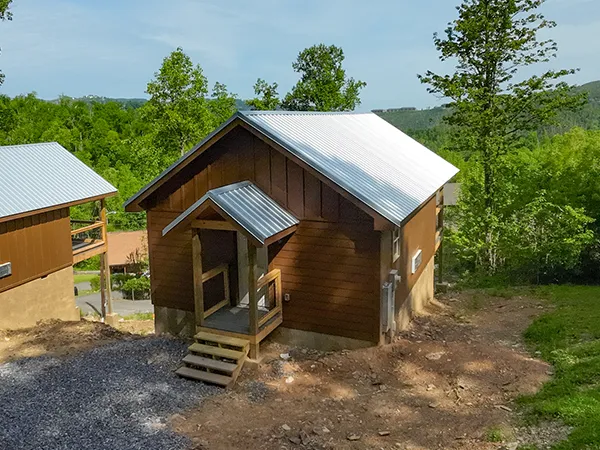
[0,208,72,293]
[146,126,381,341]
[270,220,380,342]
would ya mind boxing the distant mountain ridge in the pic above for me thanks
[53,95,250,111]
[375,80,600,133]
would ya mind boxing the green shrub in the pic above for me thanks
[89,275,100,292]
[111,273,136,290]
[122,277,151,300]
[74,256,100,271]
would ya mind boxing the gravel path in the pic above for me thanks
[0,337,218,450]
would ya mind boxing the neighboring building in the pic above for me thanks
[125,111,458,360]
[0,142,117,329]
[107,230,148,273]
[443,183,460,206]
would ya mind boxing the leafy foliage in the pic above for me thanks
[246,79,280,111]
[281,44,366,112]
[121,277,151,300]
[421,0,585,273]
[143,47,236,160]
[0,0,13,88]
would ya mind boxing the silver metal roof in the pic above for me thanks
[162,181,299,244]
[240,111,459,226]
[0,142,117,220]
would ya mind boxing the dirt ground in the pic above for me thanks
[0,318,154,363]
[173,292,553,450]
[0,293,555,450]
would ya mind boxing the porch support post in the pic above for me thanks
[99,199,113,320]
[192,229,205,329]
[247,241,259,359]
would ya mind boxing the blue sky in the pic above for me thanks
[0,0,598,111]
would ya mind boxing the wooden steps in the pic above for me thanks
[176,331,249,387]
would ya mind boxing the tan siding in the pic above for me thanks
[0,208,72,293]
[396,196,436,306]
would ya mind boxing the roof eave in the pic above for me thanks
[123,112,245,212]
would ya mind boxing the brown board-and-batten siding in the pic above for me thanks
[145,126,381,342]
[0,208,72,293]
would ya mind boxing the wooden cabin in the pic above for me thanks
[0,142,117,329]
[125,111,458,360]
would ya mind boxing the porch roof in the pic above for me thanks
[162,181,299,246]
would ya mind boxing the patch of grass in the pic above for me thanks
[122,312,154,321]
[517,445,539,450]
[73,273,99,284]
[486,426,505,442]
[519,285,600,449]
[75,289,96,297]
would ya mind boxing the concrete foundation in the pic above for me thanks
[271,327,374,352]
[154,305,195,338]
[0,266,79,330]
[396,256,435,331]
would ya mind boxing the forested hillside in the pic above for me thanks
[377,80,600,137]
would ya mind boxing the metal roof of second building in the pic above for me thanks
[162,181,299,245]
[0,142,117,220]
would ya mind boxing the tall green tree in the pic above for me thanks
[0,0,13,89]
[419,0,585,272]
[143,47,236,159]
[246,78,280,111]
[282,44,366,111]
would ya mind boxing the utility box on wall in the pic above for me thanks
[0,262,11,279]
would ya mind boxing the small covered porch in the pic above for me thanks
[163,181,299,359]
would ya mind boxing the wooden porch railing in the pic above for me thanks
[71,220,104,236]
[71,220,107,264]
[202,263,230,319]
[257,269,282,328]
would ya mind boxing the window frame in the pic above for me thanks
[392,227,401,263]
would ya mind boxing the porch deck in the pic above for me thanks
[204,307,268,335]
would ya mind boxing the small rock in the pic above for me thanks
[288,436,301,445]
[280,353,291,360]
[428,402,439,408]
[299,430,310,445]
[347,433,361,441]
[281,424,291,432]
[425,352,444,361]
[494,404,513,412]
[378,430,390,436]
[426,384,436,391]
[285,376,294,384]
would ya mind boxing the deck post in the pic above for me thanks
[192,229,205,329]
[99,199,113,319]
[247,241,259,359]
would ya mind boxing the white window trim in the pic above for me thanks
[411,249,423,274]
[392,228,401,263]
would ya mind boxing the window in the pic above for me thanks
[392,228,401,262]
[412,249,423,274]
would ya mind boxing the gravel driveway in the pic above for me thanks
[0,337,218,450]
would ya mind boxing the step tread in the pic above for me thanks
[188,343,246,361]
[194,332,249,349]
[182,354,238,374]
[175,366,232,387]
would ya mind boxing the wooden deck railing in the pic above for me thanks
[71,220,107,264]
[202,263,230,319]
[71,221,104,236]
[257,269,282,328]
